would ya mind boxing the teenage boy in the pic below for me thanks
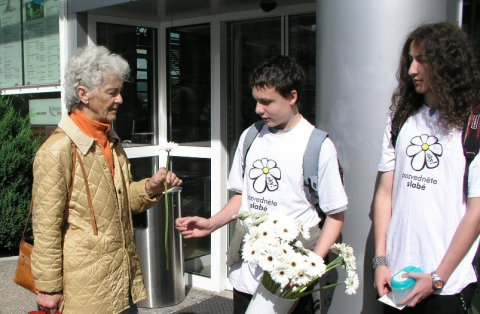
[373,22,480,314]
[176,55,347,314]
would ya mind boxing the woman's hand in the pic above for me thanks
[396,272,434,307]
[36,291,63,314]
[146,167,182,198]
[374,265,392,297]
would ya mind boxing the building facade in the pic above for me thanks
[1,0,469,313]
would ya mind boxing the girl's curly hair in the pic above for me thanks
[391,22,480,131]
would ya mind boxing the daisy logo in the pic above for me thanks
[249,158,281,193]
[406,134,443,171]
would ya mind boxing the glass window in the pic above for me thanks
[289,14,316,125]
[171,156,211,277]
[226,17,281,243]
[9,91,61,143]
[97,23,157,146]
[0,0,60,88]
[167,24,211,146]
[131,156,158,229]
[227,18,281,146]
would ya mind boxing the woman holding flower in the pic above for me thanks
[176,56,348,313]
[32,45,182,314]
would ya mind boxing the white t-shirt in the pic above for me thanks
[228,117,348,294]
[378,105,480,295]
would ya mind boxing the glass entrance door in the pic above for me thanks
[167,24,212,277]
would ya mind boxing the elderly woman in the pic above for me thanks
[31,45,182,314]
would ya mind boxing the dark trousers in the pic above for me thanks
[384,282,477,314]
[233,288,314,314]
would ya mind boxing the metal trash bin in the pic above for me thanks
[134,186,185,308]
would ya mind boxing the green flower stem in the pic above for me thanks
[164,153,170,271]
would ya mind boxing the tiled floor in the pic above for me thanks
[138,286,233,314]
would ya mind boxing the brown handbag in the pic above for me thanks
[12,142,95,294]
[13,233,37,293]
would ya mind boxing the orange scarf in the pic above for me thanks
[70,109,114,179]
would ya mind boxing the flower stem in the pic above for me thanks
[164,153,170,271]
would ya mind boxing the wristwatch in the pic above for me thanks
[431,271,445,290]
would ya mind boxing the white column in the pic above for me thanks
[315,1,461,313]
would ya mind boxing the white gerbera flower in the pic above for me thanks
[258,245,282,272]
[233,211,251,220]
[296,221,310,240]
[243,228,261,247]
[242,242,259,264]
[344,255,357,272]
[279,241,295,256]
[292,264,312,286]
[159,141,178,152]
[256,221,274,241]
[306,252,326,277]
[270,263,293,287]
[345,271,359,295]
[331,243,354,259]
[274,220,299,242]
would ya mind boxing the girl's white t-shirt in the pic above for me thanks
[378,105,480,295]
[227,117,348,294]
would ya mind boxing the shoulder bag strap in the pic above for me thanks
[73,144,98,235]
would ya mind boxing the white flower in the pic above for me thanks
[258,245,282,272]
[279,241,295,256]
[344,271,359,295]
[270,263,293,287]
[292,264,312,286]
[331,243,354,259]
[243,228,261,247]
[256,221,274,241]
[344,255,357,272]
[274,220,299,242]
[281,251,304,273]
[159,141,178,152]
[242,242,260,264]
[296,221,310,240]
[305,252,326,277]
[238,213,359,300]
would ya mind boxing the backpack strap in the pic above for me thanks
[390,113,406,148]
[463,106,480,197]
[303,128,328,205]
[242,121,264,177]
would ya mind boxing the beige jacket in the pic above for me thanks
[32,115,158,314]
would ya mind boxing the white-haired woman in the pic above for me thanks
[31,45,182,314]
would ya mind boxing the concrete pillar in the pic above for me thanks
[316,1,460,313]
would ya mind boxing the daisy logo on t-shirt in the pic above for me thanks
[249,158,281,193]
[406,134,443,171]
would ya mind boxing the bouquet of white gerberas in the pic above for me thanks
[234,211,359,305]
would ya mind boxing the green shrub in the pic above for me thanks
[0,96,40,256]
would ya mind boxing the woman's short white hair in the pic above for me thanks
[64,45,130,112]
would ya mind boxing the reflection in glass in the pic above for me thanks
[10,92,61,143]
[131,157,159,229]
[289,14,316,125]
[226,14,317,242]
[171,157,211,277]
[97,23,157,146]
[167,25,211,146]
